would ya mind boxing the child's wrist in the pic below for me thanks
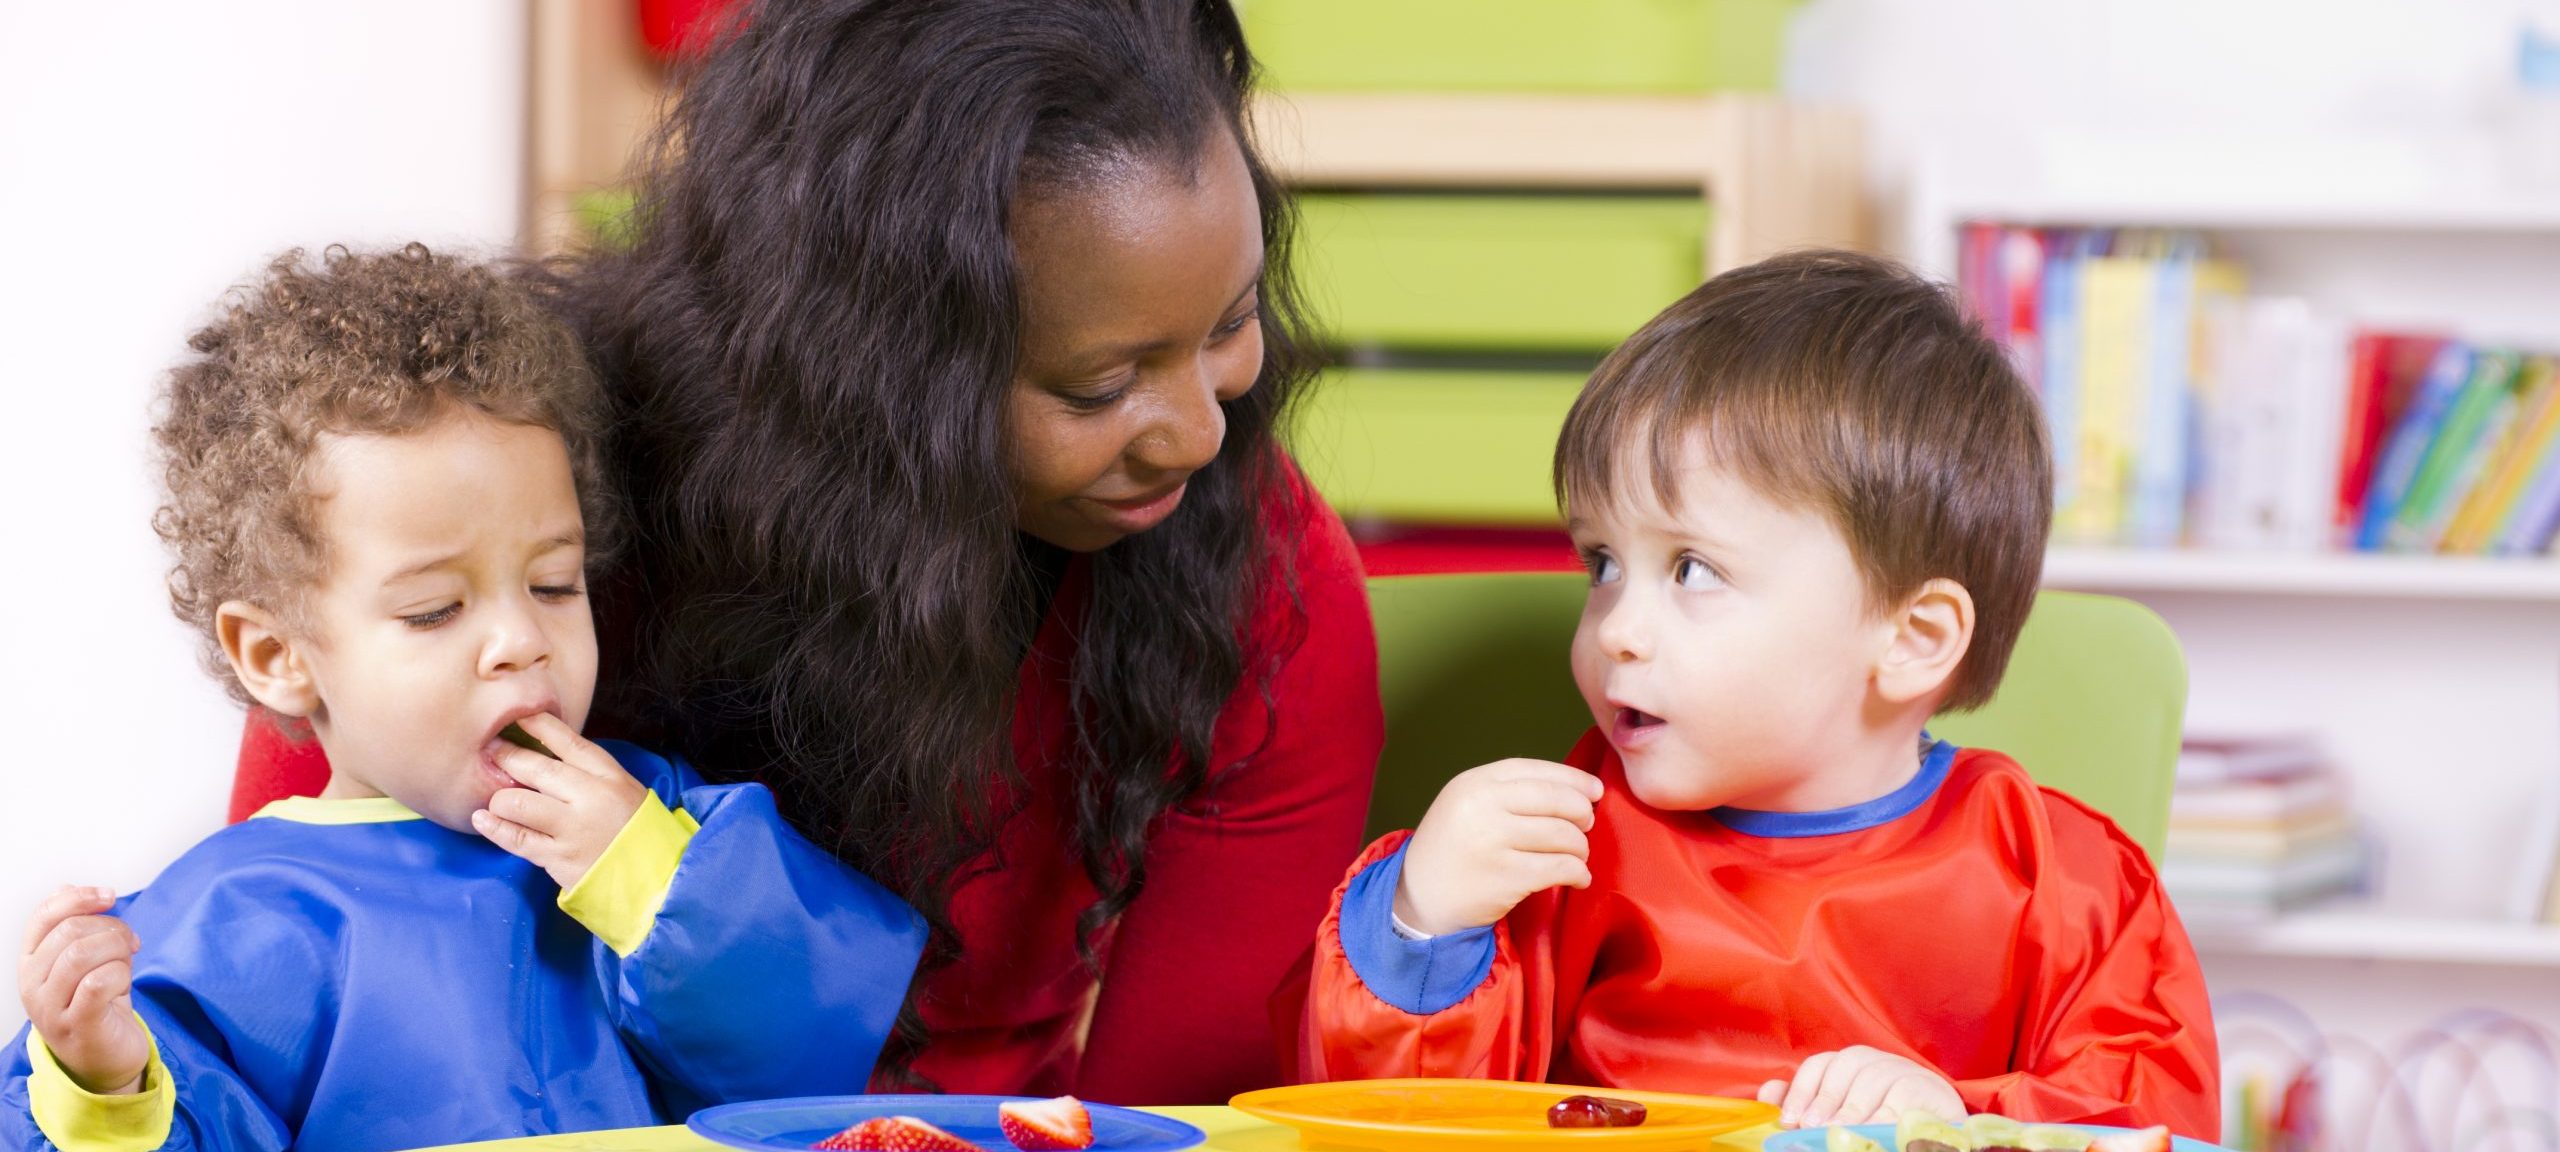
[1391,877,1471,937]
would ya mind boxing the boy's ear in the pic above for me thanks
[1875,578,1975,707]
[216,601,319,719]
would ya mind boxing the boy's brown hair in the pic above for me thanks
[153,243,619,703]
[1554,248,2052,711]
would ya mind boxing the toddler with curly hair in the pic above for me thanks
[3,245,924,1152]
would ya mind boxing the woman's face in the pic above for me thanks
[1005,136,1267,553]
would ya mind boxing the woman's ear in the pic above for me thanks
[1875,578,1975,707]
[217,601,319,719]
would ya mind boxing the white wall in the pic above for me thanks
[1788,0,2538,233]
[0,1,524,1033]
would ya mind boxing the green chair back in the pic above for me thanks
[1364,572,2186,858]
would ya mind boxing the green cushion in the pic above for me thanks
[1364,573,2185,859]
[1241,0,1800,94]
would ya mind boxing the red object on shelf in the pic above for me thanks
[1353,526,1581,577]
[638,0,743,59]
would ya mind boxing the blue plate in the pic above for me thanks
[687,1095,1207,1152]
[1761,1123,2230,1151]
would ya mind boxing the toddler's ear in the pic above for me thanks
[217,601,319,718]
[1875,578,1974,707]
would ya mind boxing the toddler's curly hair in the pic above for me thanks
[153,243,619,704]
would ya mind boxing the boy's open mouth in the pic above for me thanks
[1612,706,1666,746]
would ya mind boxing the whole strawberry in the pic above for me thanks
[811,1115,983,1152]
[997,1096,1095,1151]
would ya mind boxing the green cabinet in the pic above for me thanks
[1241,0,1798,95]
[1291,368,1587,524]
[1295,194,1707,352]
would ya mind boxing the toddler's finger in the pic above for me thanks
[38,927,137,1014]
[514,712,616,777]
[493,744,575,791]
[64,958,133,1026]
[22,887,115,956]
[1502,814,1590,858]
[1831,1062,1897,1126]
[1779,1051,1838,1127]
[1801,1049,1876,1127]
[1516,849,1593,892]
[1756,1080,1788,1106]
[1501,780,1599,830]
[485,785,573,834]
[1491,760,1605,799]
[25,917,129,994]
[472,809,559,865]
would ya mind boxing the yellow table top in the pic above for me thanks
[428,1106,1782,1152]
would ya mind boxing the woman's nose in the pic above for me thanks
[1133,360,1231,475]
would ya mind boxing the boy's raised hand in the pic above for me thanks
[18,886,148,1095]
[1393,759,1604,936]
[1758,1045,1965,1128]
[471,712,649,891]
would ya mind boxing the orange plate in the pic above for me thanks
[1229,1079,1777,1151]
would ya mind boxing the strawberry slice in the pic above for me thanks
[997,1096,1095,1151]
[812,1116,984,1152]
[2086,1126,2171,1152]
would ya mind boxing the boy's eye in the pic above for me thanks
[532,584,585,603]
[401,603,461,630]
[1581,548,1622,586]
[1674,555,1723,590]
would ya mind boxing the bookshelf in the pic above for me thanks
[2045,547,2560,602]
[1901,165,2560,1049]
[2191,909,2560,968]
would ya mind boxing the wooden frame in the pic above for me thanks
[1248,91,1869,272]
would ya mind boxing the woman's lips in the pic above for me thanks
[1088,482,1187,535]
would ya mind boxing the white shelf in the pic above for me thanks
[1931,192,2560,237]
[2043,547,2560,601]
[2189,909,2560,967]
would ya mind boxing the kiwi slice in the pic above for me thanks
[2021,1126,2094,1151]
[1895,1110,1975,1152]
[497,722,559,759]
[1827,1126,1891,1152]
[1962,1113,2028,1152]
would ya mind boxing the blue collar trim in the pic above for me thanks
[1711,738,1957,839]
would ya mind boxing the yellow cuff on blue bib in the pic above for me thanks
[27,1016,173,1152]
[559,791,701,956]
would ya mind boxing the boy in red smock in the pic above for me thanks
[1299,251,2218,1140]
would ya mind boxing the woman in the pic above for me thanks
[566,0,1381,1100]
[461,0,1367,1104]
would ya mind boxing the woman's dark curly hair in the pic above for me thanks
[156,243,619,705]
[558,0,1317,1077]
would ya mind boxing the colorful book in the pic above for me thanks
[2128,249,2197,547]
[2069,253,2156,543]
[1998,228,2045,394]
[2277,310,2353,551]
[2333,333,2443,546]
[2039,231,2099,532]
[2496,422,2560,555]
[2387,350,2522,551]
[2355,343,2475,550]
[2444,357,2560,553]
